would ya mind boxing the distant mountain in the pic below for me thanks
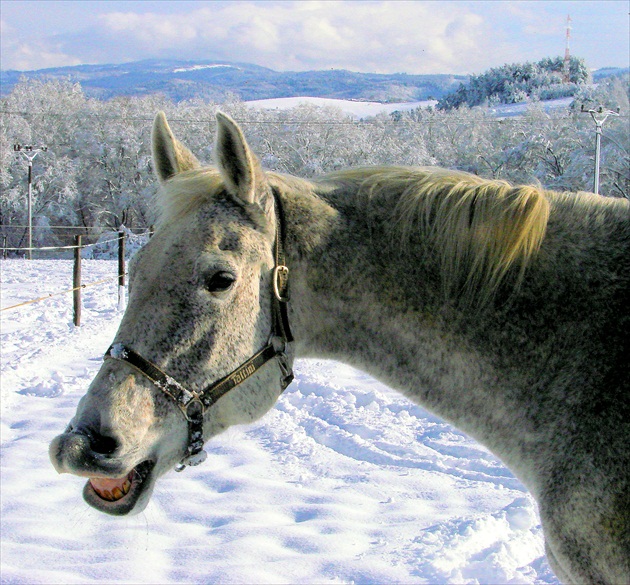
[591,67,630,81]
[0,59,468,103]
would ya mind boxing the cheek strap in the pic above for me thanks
[105,340,292,471]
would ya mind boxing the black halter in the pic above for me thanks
[105,189,294,472]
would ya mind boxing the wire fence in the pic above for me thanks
[1,235,123,252]
[2,108,627,129]
[0,230,150,323]
[1,228,151,258]
[1,225,124,229]
[0,275,121,313]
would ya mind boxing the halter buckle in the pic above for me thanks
[277,351,294,390]
[175,448,208,472]
[273,265,290,302]
[174,398,207,472]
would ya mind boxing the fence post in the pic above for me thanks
[2,235,7,260]
[73,235,82,327]
[118,230,126,311]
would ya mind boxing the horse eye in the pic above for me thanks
[204,271,235,293]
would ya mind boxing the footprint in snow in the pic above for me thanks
[412,497,549,584]
[18,380,63,398]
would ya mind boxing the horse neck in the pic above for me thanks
[280,179,629,488]
[280,176,478,391]
[536,192,629,324]
[283,181,629,367]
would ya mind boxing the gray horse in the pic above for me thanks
[50,112,629,584]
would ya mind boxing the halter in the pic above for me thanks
[105,189,294,472]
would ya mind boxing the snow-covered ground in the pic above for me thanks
[1,259,558,584]
[245,97,438,118]
[245,95,574,119]
[487,97,575,119]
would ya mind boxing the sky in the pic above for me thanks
[0,1,628,75]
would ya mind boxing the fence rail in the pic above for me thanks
[2,235,123,252]
[1,228,151,257]
[0,275,122,313]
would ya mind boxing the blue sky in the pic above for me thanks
[1,1,628,74]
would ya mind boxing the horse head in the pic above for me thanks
[49,112,294,515]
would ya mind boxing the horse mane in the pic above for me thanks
[156,168,225,225]
[322,167,552,304]
[157,163,624,307]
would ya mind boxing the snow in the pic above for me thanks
[245,97,438,118]
[245,96,575,120]
[1,259,559,584]
[488,97,575,119]
[173,65,240,73]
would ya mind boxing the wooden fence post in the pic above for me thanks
[118,230,126,311]
[73,235,82,327]
[2,235,7,260]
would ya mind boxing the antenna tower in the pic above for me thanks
[563,14,572,83]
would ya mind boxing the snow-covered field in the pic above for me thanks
[1,259,559,584]
[244,96,574,119]
[245,97,438,118]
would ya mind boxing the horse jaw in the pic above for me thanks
[48,364,189,516]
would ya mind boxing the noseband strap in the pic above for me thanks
[105,188,294,471]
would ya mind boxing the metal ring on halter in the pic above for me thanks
[273,265,290,302]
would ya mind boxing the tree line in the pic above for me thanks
[0,74,628,252]
[437,56,591,110]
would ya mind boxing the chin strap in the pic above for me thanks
[105,188,293,472]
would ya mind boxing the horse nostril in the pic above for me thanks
[88,432,119,456]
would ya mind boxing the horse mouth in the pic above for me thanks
[83,460,155,516]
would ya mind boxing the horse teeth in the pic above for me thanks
[112,487,124,500]
[102,489,113,501]
[122,479,131,494]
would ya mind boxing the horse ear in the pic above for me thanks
[215,111,263,205]
[152,111,200,183]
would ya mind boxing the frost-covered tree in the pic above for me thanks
[438,56,591,110]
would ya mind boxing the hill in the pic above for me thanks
[0,59,467,103]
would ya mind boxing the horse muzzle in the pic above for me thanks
[49,427,156,516]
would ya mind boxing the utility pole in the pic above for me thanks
[13,144,48,259]
[580,105,619,195]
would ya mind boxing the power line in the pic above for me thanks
[0,224,150,231]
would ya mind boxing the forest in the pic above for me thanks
[0,72,628,254]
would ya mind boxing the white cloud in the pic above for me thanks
[2,1,626,73]
[1,19,83,71]
[86,1,493,74]
[101,11,199,42]
[7,44,83,71]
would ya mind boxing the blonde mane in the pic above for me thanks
[156,168,225,225]
[325,167,552,304]
[157,164,622,306]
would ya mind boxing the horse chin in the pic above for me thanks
[83,460,155,516]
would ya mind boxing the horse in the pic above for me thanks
[50,111,629,584]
